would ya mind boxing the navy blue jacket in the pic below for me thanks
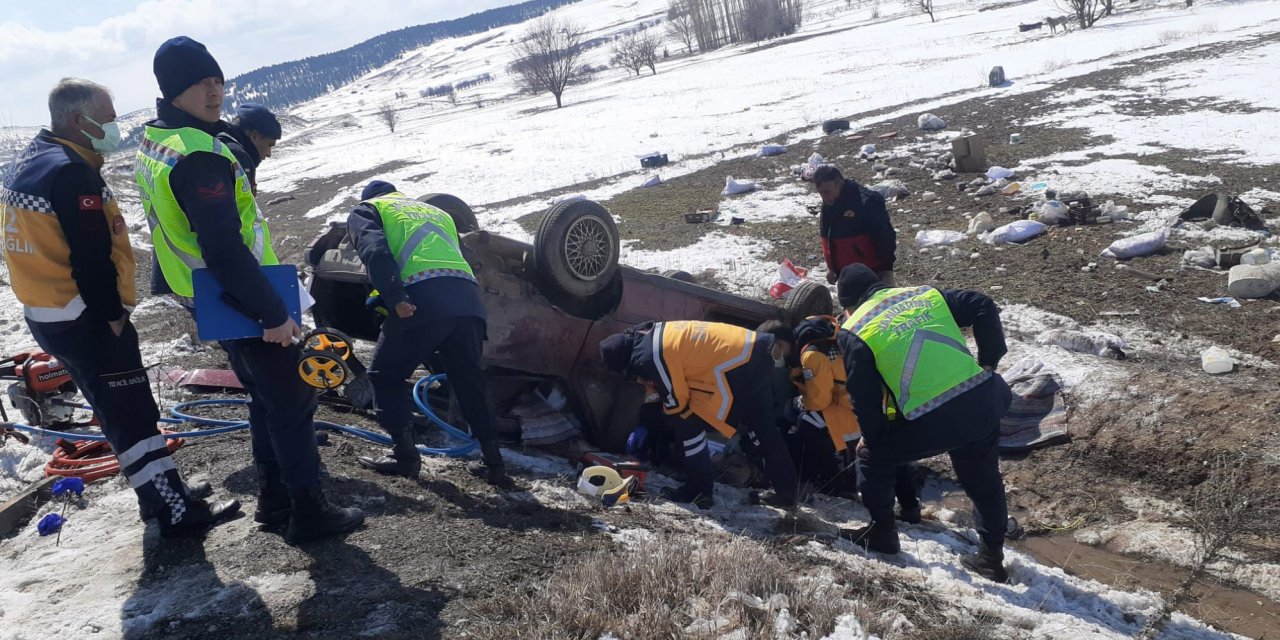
[346,203,485,329]
[216,123,260,189]
[147,100,286,328]
[839,288,1007,447]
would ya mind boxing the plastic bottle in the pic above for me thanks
[1201,347,1234,375]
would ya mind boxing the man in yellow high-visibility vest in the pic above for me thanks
[136,36,362,545]
[835,264,1013,583]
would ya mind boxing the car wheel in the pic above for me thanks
[784,281,834,326]
[822,119,850,134]
[534,199,620,300]
[545,270,624,320]
[661,269,695,283]
[418,193,480,234]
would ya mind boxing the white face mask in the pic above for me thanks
[81,115,122,154]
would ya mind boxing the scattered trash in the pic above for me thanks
[983,219,1048,244]
[1197,296,1242,308]
[968,177,987,187]
[37,513,66,537]
[872,163,890,173]
[934,169,956,181]
[1179,193,1266,230]
[768,259,809,298]
[822,119,851,134]
[1241,248,1271,265]
[1027,182,1048,193]
[1035,329,1127,359]
[730,217,746,225]
[640,152,669,169]
[869,180,910,200]
[1101,228,1169,259]
[758,144,787,157]
[986,166,1015,181]
[916,229,966,247]
[1039,201,1070,225]
[877,131,899,140]
[989,66,1007,87]
[684,209,718,224]
[640,175,662,188]
[1001,182,1021,195]
[1009,133,1023,145]
[722,176,756,196]
[974,185,997,197]
[885,167,903,177]
[1182,247,1216,268]
[859,144,876,157]
[265,195,294,206]
[917,113,947,130]
[1200,347,1234,375]
[1227,263,1280,298]
[808,152,827,166]
[968,211,996,235]
[952,133,987,173]
[1100,200,1129,221]
[922,191,938,202]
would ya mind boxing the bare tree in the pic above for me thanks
[376,101,398,132]
[634,30,661,75]
[1056,0,1107,29]
[611,33,644,76]
[666,1,698,53]
[910,0,936,22]
[510,14,588,109]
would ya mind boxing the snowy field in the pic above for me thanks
[3,0,1280,637]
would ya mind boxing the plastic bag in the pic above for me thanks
[918,113,946,130]
[983,220,1048,244]
[916,230,966,247]
[1039,200,1069,224]
[1100,228,1169,259]
[968,211,996,234]
[1035,329,1126,359]
[869,180,910,200]
[768,259,810,298]
[722,176,756,196]
[640,175,662,188]
[758,144,786,157]
[860,144,876,156]
[1182,246,1215,268]
[807,152,826,166]
[986,166,1015,181]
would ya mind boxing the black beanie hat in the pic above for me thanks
[154,36,224,101]
[837,264,884,309]
[235,102,281,139]
[361,180,396,200]
[598,333,634,374]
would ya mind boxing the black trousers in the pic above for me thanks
[368,315,502,466]
[856,375,1012,545]
[219,337,321,490]
[28,317,194,523]
[788,411,917,505]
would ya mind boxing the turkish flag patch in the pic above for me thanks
[196,182,230,202]
[78,195,102,210]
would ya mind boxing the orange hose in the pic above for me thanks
[45,431,185,483]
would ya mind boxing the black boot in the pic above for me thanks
[660,484,714,510]
[158,497,242,539]
[186,480,213,501]
[961,539,1009,583]
[839,520,901,554]
[358,427,422,478]
[897,499,922,525]
[284,484,365,545]
[466,460,515,489]
[748,489,797,509]
[254,463,293,525]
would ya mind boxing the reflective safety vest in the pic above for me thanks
[842,286,989,421]
[135,125,276,298]
[1,131,136,321]
[649,321,758,438]
[361,192,474,285]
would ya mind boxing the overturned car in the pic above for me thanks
[305,194,833,449]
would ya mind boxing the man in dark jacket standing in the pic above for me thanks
[813,166,896,286]
[136,36,363,544]
[216,102,280,194]
[834,265,1013,583]
[347,180,510,487]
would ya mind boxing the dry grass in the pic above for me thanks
[467,533,1015,639]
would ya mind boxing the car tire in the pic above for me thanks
[534,199,620,300]
[822,119,850,134]
[418,193,480,234]
[661,269,695,283]
[784,281,834,326]
[545,270,624,320]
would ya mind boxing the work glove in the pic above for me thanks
[365,292,388,317]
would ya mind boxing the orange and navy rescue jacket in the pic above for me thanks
[1,130,135,322]
[792,316,861,452]
[630,321,774,437]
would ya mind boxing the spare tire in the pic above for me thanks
[534,199,620,300]
[418,193,479,234]
[784,281,834,326]
[661,269,695,283]
[822,119,850,134]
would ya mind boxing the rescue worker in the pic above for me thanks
[598,321,799,509]
[813,165,896,287]
[835,264,1013,582]
[346,180,510,487]
[136,36,363,544]
[1,78,238,536]
[217,102,280,194]
[791,316,919,516]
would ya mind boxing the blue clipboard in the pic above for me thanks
[192,264,302,341]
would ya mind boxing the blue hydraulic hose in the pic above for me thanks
[5,374,477,457]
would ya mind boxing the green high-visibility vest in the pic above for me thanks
[362,193,474,284]
[135,125,277,298]
[842,286,989,421]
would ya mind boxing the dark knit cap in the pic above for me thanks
[154,36,224,101]
[361,180,396,201]
[837,264,885,309]
[235,102,281,139]
[598,333,633,374]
